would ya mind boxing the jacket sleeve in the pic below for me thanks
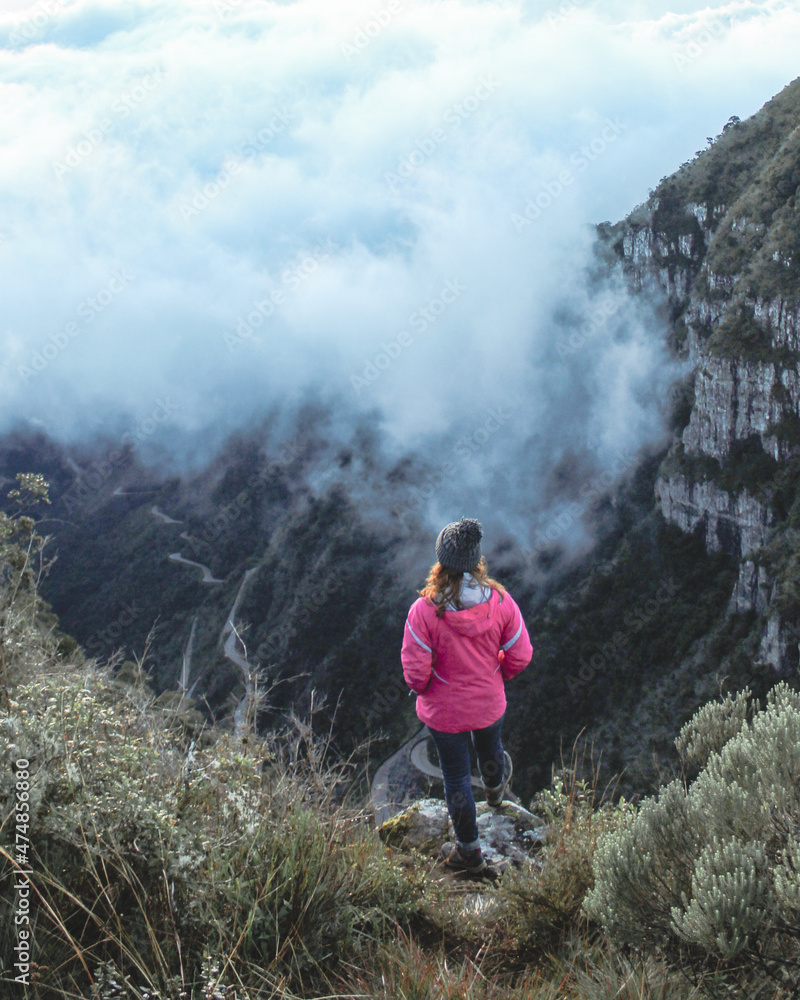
[401,600,435,694]
[498,593,533,680]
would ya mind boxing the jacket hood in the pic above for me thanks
[436,573,492,611]
[440,590,499,636]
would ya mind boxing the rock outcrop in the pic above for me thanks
[379,797,547,870]
[681,357,800,461]
[728,560,772,615]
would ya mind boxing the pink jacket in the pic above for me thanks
[401,588,533,733]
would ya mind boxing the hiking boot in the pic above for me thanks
[484,750,513,807]
[441,841,488,874]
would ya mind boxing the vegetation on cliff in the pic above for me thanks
[616,75,800,314]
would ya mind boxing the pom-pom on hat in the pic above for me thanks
[435,517,483,572]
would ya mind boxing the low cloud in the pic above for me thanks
[0,0,798,549]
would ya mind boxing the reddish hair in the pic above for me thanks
[419,556,506,618]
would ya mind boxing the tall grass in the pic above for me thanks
[0,646,428,998]
[337,741,693,1000]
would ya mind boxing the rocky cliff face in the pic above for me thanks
[653,475,773,557]
[610,77,800,674]
[681,355,800,461]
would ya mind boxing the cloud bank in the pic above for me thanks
[1,0,799,547]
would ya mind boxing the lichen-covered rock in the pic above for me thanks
[378,798,450,853]
[476,800,547,867]
[378,797,546,869]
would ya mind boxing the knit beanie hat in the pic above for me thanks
[435,517,483,572]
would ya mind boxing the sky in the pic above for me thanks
[0,0,799,547]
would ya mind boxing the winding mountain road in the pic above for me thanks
[179,616,197,694]
[409,737,485,787]
[127,500,512,807]
[136,501,257,730]
[168,552,223,583]
[221,568,260,737]
[152,505,182,524]
[371,727,428,826]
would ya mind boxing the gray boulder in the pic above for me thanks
[379,797,547,869]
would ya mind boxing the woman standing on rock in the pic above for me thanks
[401,517,533,874]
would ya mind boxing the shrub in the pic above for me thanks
[340,927,530,1000]
[551,939,703,1000]
[584,682,800,994]
[0,662,427,996]
[492,748,634,963]
[674,686,755,774]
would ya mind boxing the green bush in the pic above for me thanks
[584,682,800,994]
[674,687,754,774]
[496,763,633,960]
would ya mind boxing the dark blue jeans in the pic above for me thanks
[427,713,505,849]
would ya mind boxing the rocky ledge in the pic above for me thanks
[655,473,773,557]
[378,797,547,871]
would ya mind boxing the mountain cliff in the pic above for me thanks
[492,78,800,798]
[611,76,800,675]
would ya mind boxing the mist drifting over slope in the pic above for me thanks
[1,0,799,552]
